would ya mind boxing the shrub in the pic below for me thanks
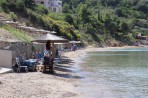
[64,14,74,24]
[15,0,25,11]
[25,21,31,26]
[1,0,10,13]
[33,4,48,15]
[48,12,65,20]
[10,12,17,22]
[2,25,33,42]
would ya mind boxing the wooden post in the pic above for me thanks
[50,42,55,59]
[48,41,54,61]
[49,43,51,57]
[50,42,55,72]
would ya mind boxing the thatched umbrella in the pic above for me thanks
[69,41,81,44]
[32,33,68,43]
[32,33,68,59]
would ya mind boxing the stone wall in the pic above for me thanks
[0,41,45,67]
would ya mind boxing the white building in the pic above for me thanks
[33,0,62,12]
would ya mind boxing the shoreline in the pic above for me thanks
[0,46,147,98]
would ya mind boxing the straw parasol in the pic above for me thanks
[32,33,68,43]
[32,33,68,61]
[69,41,81,44]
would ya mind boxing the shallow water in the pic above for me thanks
[76,47,148,98]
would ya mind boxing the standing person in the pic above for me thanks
[43,47,50,65]
[64,46,68,51]
[32,50,38,59]
[73,44,78,51]
[55,49,59,58]
[32,45,37,59]
[46,41,51,50]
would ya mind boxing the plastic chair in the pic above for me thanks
[15,57,28,73]
[43,57,54,73]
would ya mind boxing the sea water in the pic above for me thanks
[76,47,148,98]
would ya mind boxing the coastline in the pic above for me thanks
[0,46,147,98]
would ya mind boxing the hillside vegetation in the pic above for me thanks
[0,0,147,45]
[1,25,33,42]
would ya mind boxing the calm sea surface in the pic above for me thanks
[76,47,148,98]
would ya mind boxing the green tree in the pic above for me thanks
[15,0,25,11]
[64,14,74,25]
[120,21,129,35]
[136,1,148,13]
[34,4,48,15]
[62,3,71,13]
[78,4,91,26]
[24,0,34,8]
[0,0,9,13]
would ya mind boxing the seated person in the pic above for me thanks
[55,49,59,58]
[43,55,54,72]
[38,52,43,60]
[44,48,50,57]
[43,56,50,65]
[43,55,54,65]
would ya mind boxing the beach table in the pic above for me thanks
[22,59,38,71]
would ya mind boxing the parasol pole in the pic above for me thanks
[51,42,55,59]
[49,41,55,64]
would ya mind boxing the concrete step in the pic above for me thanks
[0,67,13,74]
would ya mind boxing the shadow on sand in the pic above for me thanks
[54,66,73,72]
[43,56,84,79]
[58,59,75,64]
[52,72,83,79]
